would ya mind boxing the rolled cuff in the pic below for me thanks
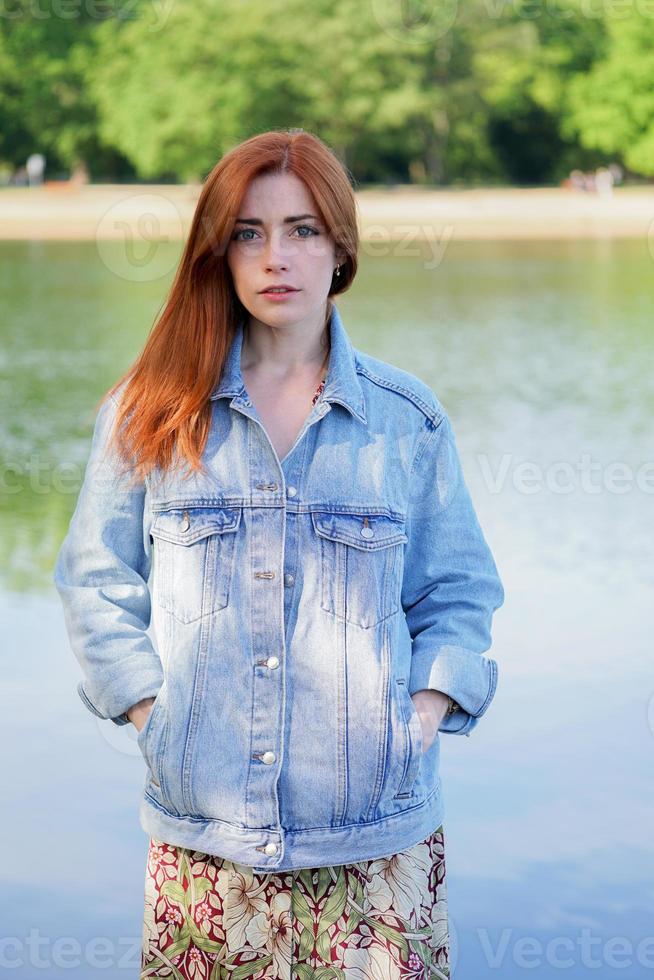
[76,654,164,728]
[408,643,498,738]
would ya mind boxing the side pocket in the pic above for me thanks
[393,678,423,800]
[137,687,166,789]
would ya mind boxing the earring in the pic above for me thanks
[335,264,341,277]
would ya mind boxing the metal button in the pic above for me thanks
[284,573,295,587]
[287,485,297,497]
[262,751,276,765]
[267,656,279,669]
[264,842,278,856]
[180,510,190,532]
[360,516,375,539]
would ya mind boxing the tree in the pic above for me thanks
[563,10,654,176]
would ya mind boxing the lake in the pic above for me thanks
[2,237,652,978]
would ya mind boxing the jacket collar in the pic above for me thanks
[209,301,367,424]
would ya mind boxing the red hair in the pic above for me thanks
[101,129,360,485]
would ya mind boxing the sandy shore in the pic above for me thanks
[1,183,653,240]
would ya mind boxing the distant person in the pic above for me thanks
[608,162,624,186]
[568,169,586,191]
[595,167,614,198]
[26,153,45,186]
[70,161,90,186]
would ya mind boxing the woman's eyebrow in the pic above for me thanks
[234,214,321,225]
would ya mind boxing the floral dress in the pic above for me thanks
[140,370,451,978]
[140,825,450,979]
[311,374,326,407]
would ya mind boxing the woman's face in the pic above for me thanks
[226,171,345,330]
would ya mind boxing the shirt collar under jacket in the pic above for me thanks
[208,300,368,425]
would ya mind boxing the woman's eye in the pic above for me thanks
[233,225,319,242]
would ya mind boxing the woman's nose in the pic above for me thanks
[262,233,293,269]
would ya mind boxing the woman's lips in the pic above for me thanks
[260,288,300,301]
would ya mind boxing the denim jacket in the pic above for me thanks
[54,301,504,873]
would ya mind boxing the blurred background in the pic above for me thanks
[2,1,653,978]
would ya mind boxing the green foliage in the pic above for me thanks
[563,10,654,175]
[0,0,648,182]
[0,3,118,171]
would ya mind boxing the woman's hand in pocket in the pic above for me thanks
[127,697,156,734]
[411,689,450,752]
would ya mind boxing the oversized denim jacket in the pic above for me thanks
[54,301,505,873]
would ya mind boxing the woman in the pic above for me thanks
[54,129,504,979]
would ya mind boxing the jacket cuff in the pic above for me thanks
[76,655,164,728]
[408,643,498,737]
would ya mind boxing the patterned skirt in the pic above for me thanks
[140,824,450,979]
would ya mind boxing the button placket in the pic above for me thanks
[249,461,303,848]
[246,495,286,834]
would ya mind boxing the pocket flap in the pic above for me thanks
[311,511,407,550]
[151,506,242,546]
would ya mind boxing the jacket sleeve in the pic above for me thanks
[53,392,164,727]
[401,410,505,737]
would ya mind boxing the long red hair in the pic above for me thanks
[101,129,360,485]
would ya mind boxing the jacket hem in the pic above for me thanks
[139,782,445,874]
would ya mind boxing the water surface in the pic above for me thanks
[2,237,652,978]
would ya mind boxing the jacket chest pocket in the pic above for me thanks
[150,506,242,624]
[311,511,408,629]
